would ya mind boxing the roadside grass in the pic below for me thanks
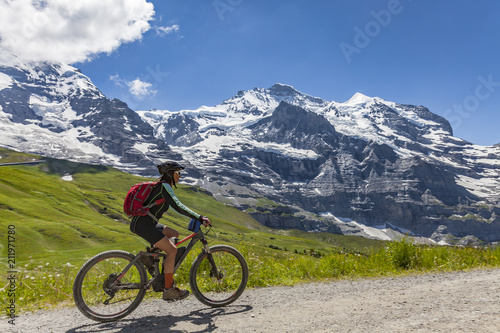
[243,238,500,286]
[1,148,499,315]
[5,238,499,314]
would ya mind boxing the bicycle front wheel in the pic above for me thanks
[189,245,248,307]
[73,250,148,322]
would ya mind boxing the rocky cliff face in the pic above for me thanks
[0,62,179,173]
[139,85,500,243]
[1,62,499,243]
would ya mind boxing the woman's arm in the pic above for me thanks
[162,183,202,220]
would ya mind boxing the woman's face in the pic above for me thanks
[173,169,181,183]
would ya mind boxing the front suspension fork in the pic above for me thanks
[202,240,223,280]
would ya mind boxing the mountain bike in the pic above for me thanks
[72,224,249,322]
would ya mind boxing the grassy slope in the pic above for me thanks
[0,148,383,270]
[1,148,499,313]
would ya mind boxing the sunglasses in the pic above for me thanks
[174,170,181,176]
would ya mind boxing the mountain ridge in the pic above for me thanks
[1,62,499,243]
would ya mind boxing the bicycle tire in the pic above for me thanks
[189,245,248,307]
[72,250,148,322]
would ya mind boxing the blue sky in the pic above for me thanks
[1,1,500,146]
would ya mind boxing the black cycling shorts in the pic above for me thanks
[130,216,166,246]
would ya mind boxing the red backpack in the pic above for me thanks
[123,181,166,221]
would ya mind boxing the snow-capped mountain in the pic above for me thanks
[0,61,179,174]
[138,84,500,243]
[1,62,499,243]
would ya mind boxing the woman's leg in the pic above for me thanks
[153,235,177,288]
[162,226,179,239]
[161,227,180,288]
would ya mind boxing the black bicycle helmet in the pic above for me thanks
[157,161,185,175]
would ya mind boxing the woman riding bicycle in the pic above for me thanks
[130,161,211,301]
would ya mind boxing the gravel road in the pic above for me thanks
[3,268,499,332]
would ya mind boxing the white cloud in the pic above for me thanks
[110,74,125,87]
[111,74,156,99]
[155,24,180,37]
[127,78,157,99]
[0,0,155,64]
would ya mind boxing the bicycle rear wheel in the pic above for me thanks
[73,250,148,322]
[189,245,248,307]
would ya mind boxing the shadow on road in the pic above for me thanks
[65,305,253,333]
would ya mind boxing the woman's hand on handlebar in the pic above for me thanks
[200,216,212,227]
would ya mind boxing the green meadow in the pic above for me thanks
[0,147,498,314]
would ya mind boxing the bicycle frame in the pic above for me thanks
[108,228,215,293]
[73,221,248,322]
